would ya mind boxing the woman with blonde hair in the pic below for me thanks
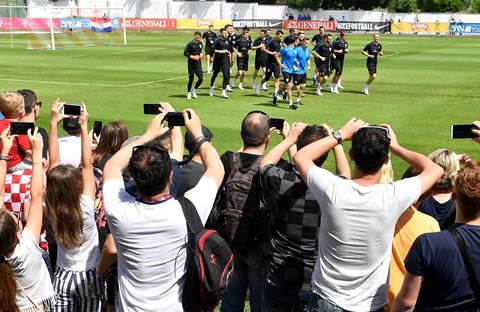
[0,126,55,311]
[418,148,461,229]
[47,100,102,311]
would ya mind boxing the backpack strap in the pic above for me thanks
[178,197,203,235]
[447,226,480,299]
[439,201,456,230]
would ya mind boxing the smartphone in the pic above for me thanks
[164,112,191,127]
[10,122,35,135]
[63,104,81,116]
[451,124,477,139]
[270,118,285,131]
[144,104,160,115]
[93,120,102,137]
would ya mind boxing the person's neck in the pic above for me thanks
[352,167,381,186]
[19,114,35,123]
[242,145,265,156]
[138,191,172,203]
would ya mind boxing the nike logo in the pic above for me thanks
[374,24,389,30]
[269,22,282,27]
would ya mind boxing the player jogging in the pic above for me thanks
[361,33,383,95]
[183,31,203,99]
[202,25,217,74]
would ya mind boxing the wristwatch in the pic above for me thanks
[332,131,342,145]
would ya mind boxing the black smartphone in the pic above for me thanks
[164,112,191,127]
[270,118,285,131]
[451,124,477,139]
[93,120,102,137]
[63,104,81,116]
[10,122,35,135]
[144,104,160,115]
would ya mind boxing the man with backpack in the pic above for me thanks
[102,104,224,311]
[216,110,271,312]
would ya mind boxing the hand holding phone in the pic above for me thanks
[451,124,478,139]
[270,118,285,131]
[164,112,191,127]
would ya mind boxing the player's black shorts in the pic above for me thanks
[332,59,344,75]
[265,63,281,81]
[255,58,267,70]
[282,72,293,84]
[205,47,214,57]
[367,63,377,75]
[237,57,249,71]
[188,61,203,76]
[213,61,229,72]
[293,73,306,85]
[317,65,329,77]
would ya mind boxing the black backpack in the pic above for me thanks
[214,153,267,247]
[178,197,234,312]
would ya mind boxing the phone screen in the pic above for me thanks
[270,118,285,131]
[10,122,35,135]
[165,112,185,126]
[63,104,81,116]
[93,121,102,137]
[144,104,160,115]
[451,124,477,139]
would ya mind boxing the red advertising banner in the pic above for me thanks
[284,20,336,31]
[124,18,177,29]
[0,17,57,30]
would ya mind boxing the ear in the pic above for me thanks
[168,170,173,185]
[265,134,270,147]
[348,149,354,161]
[451,191,456,201]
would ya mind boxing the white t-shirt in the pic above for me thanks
[103,176,217,312]
[58,135,81,167]
[56,194,100,271]
[307,167,421,311]
[6,227,56,311]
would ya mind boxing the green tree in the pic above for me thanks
[418,0,463,11]
[472,0,480,11]
[389,0,418,12]
[287,0,322,10]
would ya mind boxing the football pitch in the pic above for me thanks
[0,31,479,176]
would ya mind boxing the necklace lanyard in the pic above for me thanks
[137,194,173,204]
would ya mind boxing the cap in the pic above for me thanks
[63,118,80,131]
[185,125,213,152]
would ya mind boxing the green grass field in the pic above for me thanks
[1,31,479,176]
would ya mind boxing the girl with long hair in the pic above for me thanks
[47,100,102,311]
[0,126,55,312]
[92,121,129,166]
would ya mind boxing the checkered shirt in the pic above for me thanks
[260,164,321,292]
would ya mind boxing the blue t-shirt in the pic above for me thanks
[418,196,455,224]
[280,46,297,74]
[294,46,310,74]
[405,224,480,311]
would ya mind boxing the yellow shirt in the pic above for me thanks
[385,207,440,312]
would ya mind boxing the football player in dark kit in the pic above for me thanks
[311,25,325,85]
[251,29,268,90]
[231,31,252,90]
[202,25,217,74]
[361,33,383,95]
[210,28,232,98]
[225,24,239,75]
[329,30,349,94]
[183,31,204,100]
[312,33,333,96]
[256,30,283,97]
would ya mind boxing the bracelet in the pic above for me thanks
[194,135,205,145]
[192,137,209,155]
[0,155,9,162]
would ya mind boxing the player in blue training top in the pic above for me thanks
[183,31,203,100]
[276,36,298,110]
[293,37,311,106]
[361,33,383,95]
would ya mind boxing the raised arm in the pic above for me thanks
[384,124,444,194]
[78,103,95,201]
[293,118,364,182]
[48,98,66,170]
[25,128,44,242]
[104,107,170,184]
[321,124,351,179]
[0,127,15,207]
[184,109,224,189]
[472,120,480,145]
[260,122,306,169]
[162,102,184,162]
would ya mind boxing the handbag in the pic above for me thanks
[15,280,43,312]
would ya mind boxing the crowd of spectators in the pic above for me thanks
[0,89,479,312]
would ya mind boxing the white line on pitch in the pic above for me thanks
[0,78,119,87]
[69,48,167,58]
[123,75,188,87]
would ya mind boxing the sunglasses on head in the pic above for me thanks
[35,101,42,108]
[132,144,169,167]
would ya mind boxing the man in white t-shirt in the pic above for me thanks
[58,118,81,167]
[102,104,224,312]
[293,118,443,312]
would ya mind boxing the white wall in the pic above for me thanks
[26,0,480,23]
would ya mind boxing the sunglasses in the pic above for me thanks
[12,211,21,230]
[132,144,169,168]
[35,101,42,108]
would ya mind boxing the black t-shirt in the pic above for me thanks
[234,38,251,59]
[212,37,231,64]
[183,40,203,64]
[333,40,348,62]
[228,33,239,47]
[363,42,382,66]
[202,31,217,49]
[265,38,282,64]
[314,42,332,66]
[312,34,322,45]
[253,37,268,60]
